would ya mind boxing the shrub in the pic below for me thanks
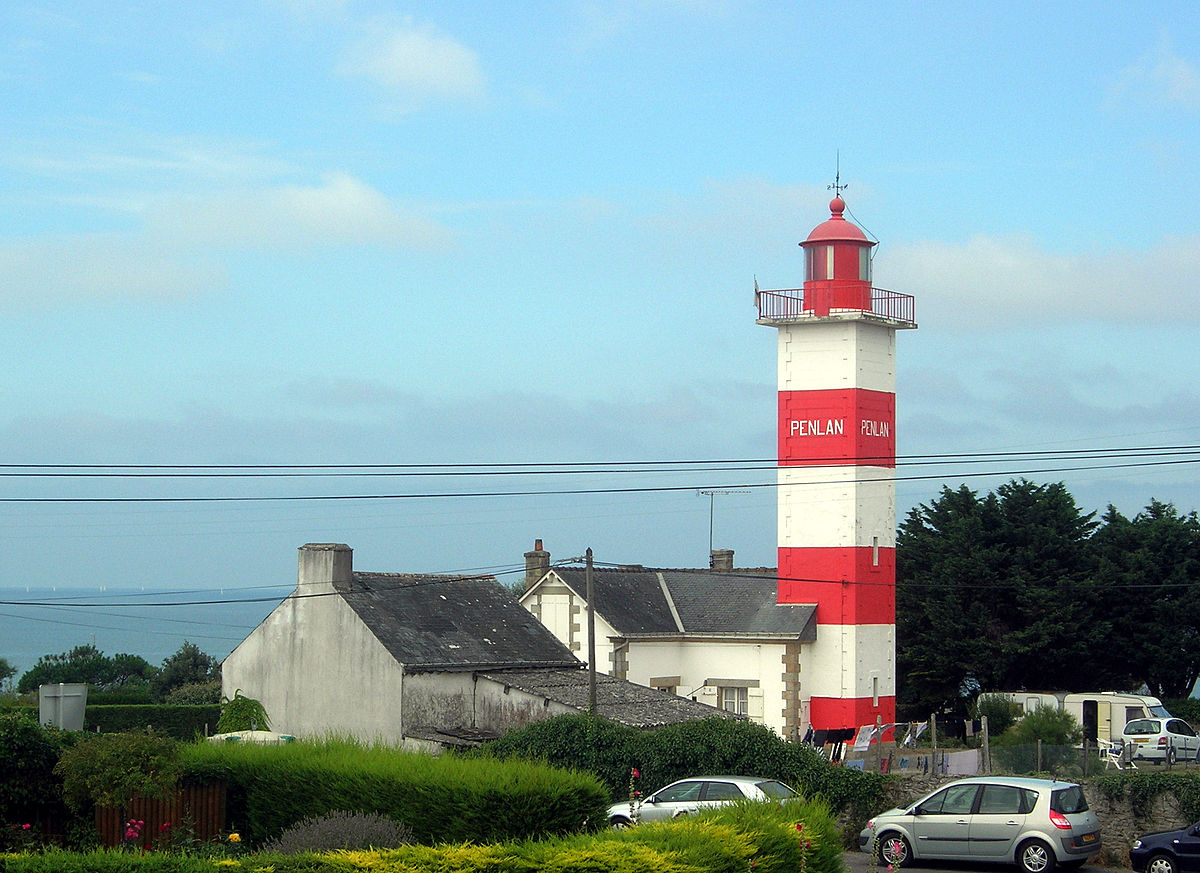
[163,682,221,706]
[261,810,414,854]
[993,704,1083,774]
[0,712,72,822]
[217,690,270,733]
[179,735,608,846]
[482,714,887,835]
[54,732,183,812]
[974,693,1021,736]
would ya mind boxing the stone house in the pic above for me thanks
[518,541,817,740]
[222,543,728,749]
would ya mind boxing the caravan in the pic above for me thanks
[992,691,1170,743]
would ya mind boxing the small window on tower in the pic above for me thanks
[806,246,833,281]
[859,247,871,282]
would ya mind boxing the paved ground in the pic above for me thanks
[842,849,1128,873]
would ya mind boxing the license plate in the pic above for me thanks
[1082,834,1096,843]
[1133,738,1149,743]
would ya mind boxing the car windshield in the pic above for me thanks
[756,780,798,799]
[1126,719,1161,735]
[1051,785,1089,815]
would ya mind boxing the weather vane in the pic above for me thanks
[828,151,847,197]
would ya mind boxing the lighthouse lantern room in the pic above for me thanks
[756,191,916,735]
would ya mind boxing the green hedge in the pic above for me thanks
[178,737,608,846]
[1,794,842,873]
[3,705,221,740]
[482,714,887,826]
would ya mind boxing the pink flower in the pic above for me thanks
[21,824,31,831]
[631,768,640,778]
[796,822,804,832]
[160,822,172,831]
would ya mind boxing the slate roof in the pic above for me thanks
[476,668,736,729]
[542,567,816,640]
[338,571,581,672]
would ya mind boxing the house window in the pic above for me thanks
[718,686,748,716]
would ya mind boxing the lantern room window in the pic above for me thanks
[806,245,833,281]
[859,247,871,282]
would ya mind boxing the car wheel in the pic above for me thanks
[1147,853,1178,873]
[609,816,632,829]
[1018,839,1056,873]
[879,833,911,868]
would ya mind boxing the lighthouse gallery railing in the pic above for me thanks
[756,287,916,326]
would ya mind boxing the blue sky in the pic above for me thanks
[2,1,1199,607]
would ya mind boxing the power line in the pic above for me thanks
[1,452,1197,503]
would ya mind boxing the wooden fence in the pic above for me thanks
[94,781,227,848]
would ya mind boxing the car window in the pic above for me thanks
[655,781,703,803]
[978,785,1026,815]
[1051,785,1089,815]
[703,782,745,801]
[1126,719,1161,735]
[918,784,978,815]
[1169,720,1197,737]
[756,780,798,799]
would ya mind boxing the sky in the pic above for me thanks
[2,1,1199,660]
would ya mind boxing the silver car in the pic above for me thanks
[858,776,1101,873]
[606,775,797,827]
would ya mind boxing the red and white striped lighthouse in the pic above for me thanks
[757,192,916,733]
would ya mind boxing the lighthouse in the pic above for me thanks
[756,190,916,733]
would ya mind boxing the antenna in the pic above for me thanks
[828,150,848,197]
[698,489,750,555]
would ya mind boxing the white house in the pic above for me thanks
[222,543,730,749]
[518,541,817,740]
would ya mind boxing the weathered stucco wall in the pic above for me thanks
[402,672,576,735]
[223,581,407,742]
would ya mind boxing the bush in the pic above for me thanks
[179,735,608,846]
[482,714,887,832]
[974,693,1021,736]
[993,704,1083,774]
[163,682,221,706]
[262,810,414,854]
[217,690,270,733]
[55,732,183,812]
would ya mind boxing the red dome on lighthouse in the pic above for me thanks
[803,196,873,245]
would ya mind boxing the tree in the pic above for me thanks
[897,479,1103,717]
[150,641,220,702]
[16,645,155,694]
[1092,500,1200,698]
[0,658,16,693]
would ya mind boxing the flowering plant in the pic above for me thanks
[627,767,643,824]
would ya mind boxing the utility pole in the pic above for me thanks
[586,547,597,716]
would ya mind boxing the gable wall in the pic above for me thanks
[522,580,619,672]
[222,592,407,743]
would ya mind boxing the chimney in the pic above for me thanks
[298,543,353,595]
[524,538,550,590]
[710,549,734,572]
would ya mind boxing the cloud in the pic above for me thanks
[338,18,485,104]
[0,173,451,308]
[880,233,1200,331]
[149,172,453,251]
[0,234,225,309]
[1108,36,1200,112]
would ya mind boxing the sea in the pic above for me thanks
[0,585,292,679]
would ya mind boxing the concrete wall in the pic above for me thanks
[222,543,408,744]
